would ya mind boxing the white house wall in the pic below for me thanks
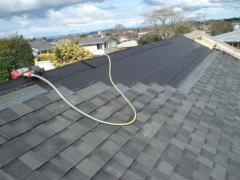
[82,44,105,55]
[106,39,117,48]
[82,39,117,56]
[117,40,138,48]
[35,60,54,70]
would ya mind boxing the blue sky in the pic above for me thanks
[0,0,239,38]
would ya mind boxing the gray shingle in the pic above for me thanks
[92,170,118,180]
[76,158,101,178]
[198,156,214,168]
[210,164,226,180]
[101,140,120,155]
[0,169,15,180]
[59,123,88,142]
[174,158,197,179]
[192,170,210,180]
[63,167,90,180]
[121,170,145,180]
[0,108,20,123]
[120,139,145,159]
[62,109,82,121]
[50,156,73,175]
[130,161,152,179]
[60,146,85,165]
[82,132,105,148]
[75,140,94,155]
[3,159,33,180]
[10,103,33,116]
[157,160,174,176]
[113,151,133,168]
[37,162,64,180]
[137,152,157,169]
[90,147,112,164]
[23,95,51,110]
[104,159,126,178]
[19,151,43,170]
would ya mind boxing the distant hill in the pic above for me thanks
[224,17,240,22]
[29,18,240,41]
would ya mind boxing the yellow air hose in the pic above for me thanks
[29,54,137,126]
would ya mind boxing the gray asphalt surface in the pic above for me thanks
[0,36,210,94]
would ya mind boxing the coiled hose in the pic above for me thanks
[29,54,137,126]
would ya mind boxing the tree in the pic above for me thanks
[209,20,233,36]
[0,45,15,82]
[53,40,93,67]
[0,35,34,82]
[8,34,34,67]
[145,7,185,39]
[115,24,127,37]
[38,53,55,62]
[138,33,161,44]
[174,23,192,36]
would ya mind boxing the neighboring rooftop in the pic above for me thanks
[79,36,117,46]
[0,34,240,180]
[214,30,240,43]
[29,40,56,52]
[185,30,240,59]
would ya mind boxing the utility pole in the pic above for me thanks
[203,14,206,32]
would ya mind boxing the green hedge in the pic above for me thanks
[0,35,34,82]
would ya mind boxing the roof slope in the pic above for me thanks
[0,51,240,180]
[0,36,210,95]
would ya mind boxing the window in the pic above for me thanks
[104,43,107,49]
[97,44,102,49]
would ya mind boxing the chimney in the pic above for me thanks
[98,31,105,38]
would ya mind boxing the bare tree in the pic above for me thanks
[115,24,127,37]
[194,12,207,30]
[145,7,185,39]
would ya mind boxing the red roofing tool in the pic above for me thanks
[11,66,44,80]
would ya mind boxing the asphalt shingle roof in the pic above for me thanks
[0,37,240,180]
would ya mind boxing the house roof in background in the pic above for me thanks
[29,40,55,52]
[214,29,240,42]
[0,35,240,180]
[79,36,117,46]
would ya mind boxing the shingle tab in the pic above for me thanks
[76,158,101,178]
[0,108,20,123]
[3,159,33,180]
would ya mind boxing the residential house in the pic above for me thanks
[29,40,57,71]
[118,36,129,42]
[117,40,138,48]
[78,35,118,55]
[1,32,240,180]
[29,39,56,56]
[137,31,148,39]
[214,29,240,49]
[233,22,240,30]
